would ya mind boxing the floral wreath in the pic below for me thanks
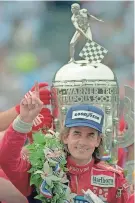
[27,130,76,203]
[27,130,120,203]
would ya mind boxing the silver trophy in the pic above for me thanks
[52,61,119,161]
[51,3,119,161]
[51,3,134,176]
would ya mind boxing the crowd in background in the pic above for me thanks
[0,1,134,111]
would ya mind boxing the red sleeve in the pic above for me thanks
[127,194,134,203]
[0,125,32,196]
[0,169,8,180]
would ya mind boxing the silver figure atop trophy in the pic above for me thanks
[69,3,106,63]
[51,3,134,183]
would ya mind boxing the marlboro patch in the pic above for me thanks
[91,168,115,187]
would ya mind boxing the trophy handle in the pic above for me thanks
[117,85,134,184]
[117,86,134,148]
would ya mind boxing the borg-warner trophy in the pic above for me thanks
[51,3,134,184]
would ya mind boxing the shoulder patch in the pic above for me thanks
[116,180,130,199]
[95,161,124,176]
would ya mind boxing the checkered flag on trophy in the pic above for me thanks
[79,40,108,63]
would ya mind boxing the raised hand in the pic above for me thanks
[20,82,43,123]
[15,82,51,114]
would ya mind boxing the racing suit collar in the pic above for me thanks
[67,156,94,175]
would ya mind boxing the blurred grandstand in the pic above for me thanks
[0,1,134,113]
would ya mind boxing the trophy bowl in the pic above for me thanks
[51,61,119,161]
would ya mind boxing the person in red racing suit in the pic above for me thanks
[0,86,130,203]
[117,117,128,168]
[0,82,52,203]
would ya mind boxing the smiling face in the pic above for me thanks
[63,126,101,165]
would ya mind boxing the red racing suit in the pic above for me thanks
[0,125,130,203]
[0,169,8,203]
[127,194,134,203]
[117,148,127,168]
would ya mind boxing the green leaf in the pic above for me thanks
[26,144,36,151]
[29,149,44,168]
[28,167,35,173]
[43,161,52,174]
[30,173,42,187]
[45,176,52,186]
[48,159,58,166]
[50,175,61,182]
[34,194,48,202]
[60,158,67,165]
[30,178,35,186]
[34,194,42,200]
[34,170,43,175]
[33,131,46,144]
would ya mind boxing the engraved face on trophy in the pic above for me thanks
[71,3,80,14]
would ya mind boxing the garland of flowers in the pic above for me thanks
[27,130,76,203]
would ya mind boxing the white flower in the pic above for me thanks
[34,161,53,179]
